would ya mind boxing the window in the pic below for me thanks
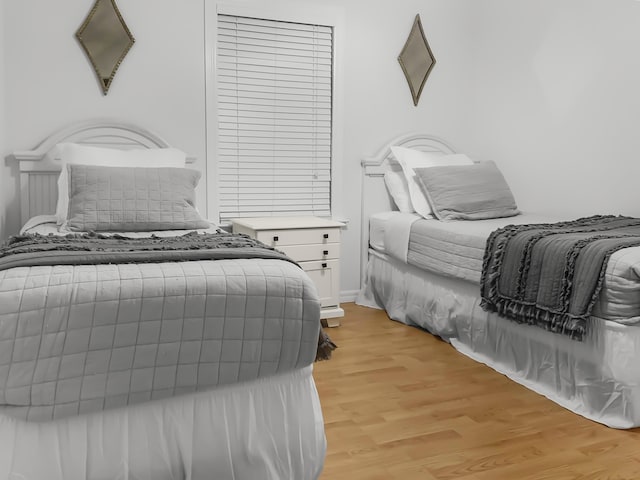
[216,14,333,221]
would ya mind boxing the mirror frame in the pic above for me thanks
[76,0,135,95]
[397,14,436,106]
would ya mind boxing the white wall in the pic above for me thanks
[5,0,640,297]
[291,0,477,296]
[466,0,640,218]
[3,0,207,237]
[9,1,640,296]
[0,0,7,241]
[1,0,475,297]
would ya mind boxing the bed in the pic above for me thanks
[2,120,328,479]
[357,132,640,429]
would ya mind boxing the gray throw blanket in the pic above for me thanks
[480,215,640,340]
[0,231,336,360]
[0,231,298,271]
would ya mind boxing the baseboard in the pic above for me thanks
[340,289,360,303]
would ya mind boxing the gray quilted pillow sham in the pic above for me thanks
[414,161,520,221]
[66,164,211,231]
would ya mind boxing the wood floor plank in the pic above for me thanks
[314,303,640,479]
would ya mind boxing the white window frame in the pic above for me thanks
[205,1,345,225]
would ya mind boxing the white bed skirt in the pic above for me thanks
[0,365,326,480]
[357,249,640,429]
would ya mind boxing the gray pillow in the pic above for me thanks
[66,164,211,231]
[413,161,520,221]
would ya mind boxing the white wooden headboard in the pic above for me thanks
[9,119,195,226]
[360,133,456,284]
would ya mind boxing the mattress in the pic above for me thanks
[0,218,322,421]
[370,211,640,324]
[368,211,394,252]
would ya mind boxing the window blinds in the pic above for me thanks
[217,14,333,221]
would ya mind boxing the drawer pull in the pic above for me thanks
[323,250,329,255]
[273,235,279,242]
[322,262,327,268]
[323,233,329,239]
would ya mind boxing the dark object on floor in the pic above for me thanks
[316,329,337,361]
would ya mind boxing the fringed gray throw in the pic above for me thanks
[0,231,298,271]
[480,215,640,340]
[316,329,338,361]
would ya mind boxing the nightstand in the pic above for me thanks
[231,216,345,326]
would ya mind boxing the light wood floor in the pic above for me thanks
[313,303,640,480]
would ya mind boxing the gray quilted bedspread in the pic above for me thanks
[0,233,321,421]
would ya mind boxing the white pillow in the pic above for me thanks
[54,143,187,225]
[390,146,474,218]
[383,169,414,212]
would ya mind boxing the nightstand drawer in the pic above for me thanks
[278,243,340,262]
[255,228,341,247]
[300,259,340,308]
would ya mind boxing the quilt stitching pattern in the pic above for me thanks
[0,259,320,421]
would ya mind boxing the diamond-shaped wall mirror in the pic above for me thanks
[398,14,436,106]
[76,0,135,95]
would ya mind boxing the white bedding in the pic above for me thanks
[21,214,222,237]
[0,365,325,480]
[368,211,394,252]
[357,250,640,428]
[370,211,640,325]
